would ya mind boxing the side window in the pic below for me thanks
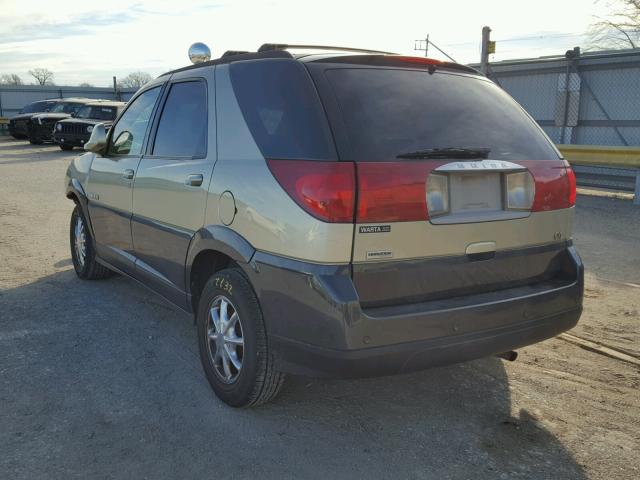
[109,87,161,156]
[229,60,336,161]
[152,81,207,158]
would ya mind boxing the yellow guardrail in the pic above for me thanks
[557,144,640,169]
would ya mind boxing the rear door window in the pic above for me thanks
[230,59,336,160]
[322,67,559,161]
[152,81,208,158]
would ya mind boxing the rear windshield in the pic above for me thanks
[323,68,559,161]
[230,59,336,160]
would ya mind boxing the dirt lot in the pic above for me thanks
[1,138,638,480]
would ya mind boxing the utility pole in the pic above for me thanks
[112,76,118,100]
[414,36,458,63]
[480,26,492,75]
[414,36,429,57]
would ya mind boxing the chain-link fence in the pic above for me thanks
[486,48,640,146]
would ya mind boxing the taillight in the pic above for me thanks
[520,161,574,211]
[266,159,355,223]
[356,162,436,222]
[566,166,577,207]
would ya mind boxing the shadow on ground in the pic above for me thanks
[0,268,586,479]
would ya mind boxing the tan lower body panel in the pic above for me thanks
[353,207,574,263]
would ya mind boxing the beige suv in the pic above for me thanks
[65,44,583,407]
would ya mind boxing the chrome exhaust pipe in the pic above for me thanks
[496,351,518,361]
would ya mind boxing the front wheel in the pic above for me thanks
[60,144,74,151]
[70,205,112,280]
[197,269,285,407]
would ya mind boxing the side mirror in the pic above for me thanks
[70,112,76,118]
[84,123,108,153]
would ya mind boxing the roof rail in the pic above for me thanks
[222,50,250,58]
[258,43,397,55]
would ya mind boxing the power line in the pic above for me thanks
[441,31,588,48]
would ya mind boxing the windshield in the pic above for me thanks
[50,102,84,114]
[76,105,118,120]
[20,101,56,114]
[323,68,559,161]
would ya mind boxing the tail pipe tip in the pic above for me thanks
[496,350,518,361]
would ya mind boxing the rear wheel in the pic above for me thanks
[60,144,74,151]
[70,205,112,280]
[197,269,285,407]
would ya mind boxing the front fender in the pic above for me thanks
[65,151,96,236]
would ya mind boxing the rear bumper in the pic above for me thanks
[245,245,584,378]
[270,306,580,377]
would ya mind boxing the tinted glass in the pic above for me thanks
[76,106,118,120]
[230,60,336,160]
[324,68,559,161]
[21,101,55,114]
[152,81,207,157]
[49,102,84,114]
[109,87,161,155]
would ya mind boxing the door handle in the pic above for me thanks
[185,174,203,187]
[122,169,134,180]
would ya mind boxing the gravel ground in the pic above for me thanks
[1,139,639,480]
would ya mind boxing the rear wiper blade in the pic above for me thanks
[396,147,491,159]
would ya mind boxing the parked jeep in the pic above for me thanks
[28,98,92,144]
[53,100,126,151]
[65,44,583,408]
[8,99,58,139]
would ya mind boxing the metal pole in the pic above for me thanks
[560,60,571,144]
[480,26,491,75]
[425,34,429,57]
[113,76,118,101]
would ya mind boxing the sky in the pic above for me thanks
[0,0,616,87]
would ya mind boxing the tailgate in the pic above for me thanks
[306,61,576,307]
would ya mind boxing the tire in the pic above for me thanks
[60,144,74,151]
[197,269,285,407]
[70,204,112,280]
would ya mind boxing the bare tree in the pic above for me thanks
[118,72,152,89]
[0,73,23,85]
[28,68,55,86]
[589,0,640,49]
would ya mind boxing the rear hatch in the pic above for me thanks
[305,57,577,308]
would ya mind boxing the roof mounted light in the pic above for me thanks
[188,42,211,64]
